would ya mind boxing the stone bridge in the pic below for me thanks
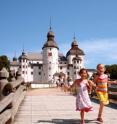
[0,68,117,124]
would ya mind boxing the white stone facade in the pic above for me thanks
[10,29,95,85]
[42,47,59,83]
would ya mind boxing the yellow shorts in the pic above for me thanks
[96,92,109,105]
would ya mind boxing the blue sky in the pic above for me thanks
[0,0,117,68]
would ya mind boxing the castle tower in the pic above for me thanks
[66,37,85,80]
[66,36,85,65]
[72,57,82,80]
[42,27,59,83]
[18,51,29,82]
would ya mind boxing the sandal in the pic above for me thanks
[97,118,103,122]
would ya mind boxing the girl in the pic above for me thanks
[71,68,95,124]
[94,64,117,123]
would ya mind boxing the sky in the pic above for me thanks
[0,0,117,69]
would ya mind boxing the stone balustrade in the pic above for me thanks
[0,68,26,124]
[70,81,117,100]
[108,84,117,100]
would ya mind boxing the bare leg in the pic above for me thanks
[98,102,104,118]
[97,102,104,122]
[80,110,85,124]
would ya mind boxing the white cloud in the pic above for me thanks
[80,38,117,68]
[60,38,117,68]
[80,38,117,54]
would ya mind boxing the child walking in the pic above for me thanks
[94,64,117,123]
[71,68,95,124]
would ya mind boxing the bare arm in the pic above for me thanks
[70,80,77,88]
[88,80,96,87]
[70,79,80,88]
[108,80,117,84]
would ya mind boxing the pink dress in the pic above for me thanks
[76,79,93,112]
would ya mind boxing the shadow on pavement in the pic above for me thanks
[37,118,99,124]
[91,98,117,110]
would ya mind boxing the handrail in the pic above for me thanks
[0,68,26,124]
[0,93,13,113]
[10,78,23,89]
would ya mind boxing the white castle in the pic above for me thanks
[10,27,94,87]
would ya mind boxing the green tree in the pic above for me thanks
[105,64,117,79]
[0,55,10,71]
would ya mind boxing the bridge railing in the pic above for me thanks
[108,83,117,100]
[0,68,26,124]
[70,82,117,101]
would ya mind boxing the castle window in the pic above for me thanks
[31,72,33,75]
[67,66,69,69]
[49,67,51,70]
[50,48,51,50]
[22,71,24,74]
[74,66,76,69]
[23,65,25,68]
[67,72,69,75]
[39,72,41,75]
[74,71,76,74]
[60,66,62,69]
[38,66,41,69]
[48,52,52,56]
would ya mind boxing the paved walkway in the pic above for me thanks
[14,88,117,124]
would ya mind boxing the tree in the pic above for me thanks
[105,64,117,79]
[0,55,10,71]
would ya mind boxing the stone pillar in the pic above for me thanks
[10,70,16,81]
[0,68,12,99]
[16,68,22,80]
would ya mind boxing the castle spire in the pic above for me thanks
[22,44,24,52]
[22,44,26,56]
[73,32,76,40]
[13,51,17,61]
[49,17,52,31]
[14,51,16,57]
[71,33,78,48]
